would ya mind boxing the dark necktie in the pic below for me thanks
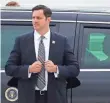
[36,36,46,90]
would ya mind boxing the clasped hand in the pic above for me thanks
[29,60,57,73]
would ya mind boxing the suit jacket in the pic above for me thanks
[5,32,80,103]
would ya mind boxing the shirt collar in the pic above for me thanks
[34,30,50,40]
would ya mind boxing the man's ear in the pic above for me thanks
[47,17,51,22]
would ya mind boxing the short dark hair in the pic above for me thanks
[32,5,52,18]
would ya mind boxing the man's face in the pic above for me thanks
[32,9,51,31]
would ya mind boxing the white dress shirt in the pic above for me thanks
[28,30,59,91]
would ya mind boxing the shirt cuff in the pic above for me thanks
[28,65,31,78]
[54,65,59,78]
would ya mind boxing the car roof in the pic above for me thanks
[1,6,110,23]
[1,6,110,14]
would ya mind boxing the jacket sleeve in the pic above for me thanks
[5,37,29,79]
[58,37,80,78]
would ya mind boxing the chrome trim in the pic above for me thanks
[76,12,110,15]
[77,20,110,24]
[1,19,76,23]
[0,69,110,73]
[1,19,110,24]
[1,10,74,13]
[1,10,110,15]
[52,20,76,23]
[81,69,110,71]
[1,19,32,22]
[1,10,32,13]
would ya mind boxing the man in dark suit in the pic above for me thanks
[5,5,80,103]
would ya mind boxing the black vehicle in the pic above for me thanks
[1,7,110,103]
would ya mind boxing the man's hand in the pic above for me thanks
[29,61,42,73]
[45,60,57,73]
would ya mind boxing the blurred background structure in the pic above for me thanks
[1,0,110,9]
[5,1,20,6]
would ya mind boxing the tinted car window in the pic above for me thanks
[1,24,58,69]
[1,25,33,69]
[59,22,76,50]
[81,28,110,69]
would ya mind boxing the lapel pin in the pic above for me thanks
[52,40,55,44]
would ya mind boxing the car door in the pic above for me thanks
[73,12,110,103]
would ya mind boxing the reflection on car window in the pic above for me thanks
[87,33,108,61]
[103,35,110,63]
[81,28,110,69]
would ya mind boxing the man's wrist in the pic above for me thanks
[29,65,32,73]
[54,65,57,72]
[54,65,59,78]
[28,65,32,78]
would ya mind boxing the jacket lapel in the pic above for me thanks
[48,32,57,87]
[49,32,56,61]
[26,32,36,63]
[48,32,59,103]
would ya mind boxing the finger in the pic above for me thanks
[35,65,42,69]
[45,61,53,65]
[45,64,50,68]
[36,64,41,67]
[45,63,51,67]
[46,67,52,72]
[46,62,54,66]
[36,61,42,64]
[35,64,42,68]
[46,66,53,72]
[35,62,42,66]
[45,60,52,63]
[45,66,50,71]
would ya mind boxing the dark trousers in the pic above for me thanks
[35,91,47,103]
